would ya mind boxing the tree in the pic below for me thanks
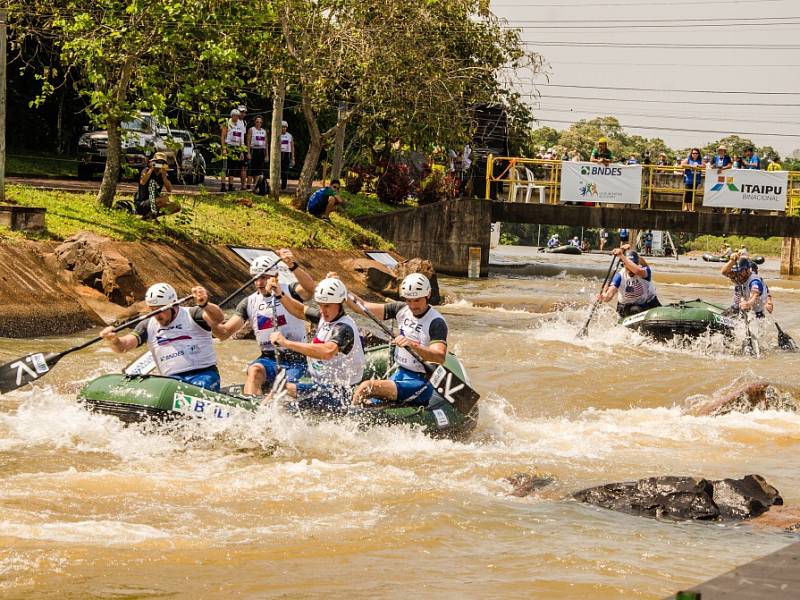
[528,126,560,155]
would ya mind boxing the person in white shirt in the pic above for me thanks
[279,120,295,190]
[247,115,269,195]
[221,108,247,192]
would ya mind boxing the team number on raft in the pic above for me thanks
[172,391,231,419]
[11,353,49,385]
[429,366,465,405]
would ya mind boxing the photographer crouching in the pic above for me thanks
[135,152,181,220]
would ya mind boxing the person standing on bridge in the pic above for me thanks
[681,148,704,211]
[597,247,661,317]
[590,137,613,166]
[711,145,732,173]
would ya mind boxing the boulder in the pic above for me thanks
[505,472,556,497]
[687,381,799,416]
[574,474,782,522]
[53,232,144,305]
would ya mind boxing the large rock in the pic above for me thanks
[53,232,144,305]
[574,474,782,522]
[687,381,799,416]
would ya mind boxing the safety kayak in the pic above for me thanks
[546,245,581,255]
[702,253,765,265]
[620,299,736,340]
[77,345,478,440]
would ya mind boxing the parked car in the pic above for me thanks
[77,112,178,180]
[170,129,206,185]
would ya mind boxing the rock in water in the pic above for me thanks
[687,380,799,416]
[574,474,782,522]
[505,472,555,497]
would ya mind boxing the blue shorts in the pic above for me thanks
[294,382,352,412]
[390,368,433,406]
[250,356,307,386]
[307,195,326,217]
[171,367,221,391]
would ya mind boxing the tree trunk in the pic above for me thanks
[294,91,322,207]
[269,78,285,200]
[330,104,349,181]
[97,116,121,207]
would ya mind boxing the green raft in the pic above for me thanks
[78,345,478,440]
[545,244,581,255]
[620,299,736,340]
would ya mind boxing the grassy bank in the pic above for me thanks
[7,153,77,178]
[686,235,782,256]
[1,185,394,250]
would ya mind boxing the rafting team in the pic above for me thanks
[99,249,448,410]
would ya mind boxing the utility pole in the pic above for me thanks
[0,8,7,203]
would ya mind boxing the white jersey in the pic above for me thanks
[393,304,446,373]
[734,273,768,314]
[280,132,293,153]
[246,285,307,353]
[225,119,247,148]
[146,307,216,376]
[308,313,365,387]
[616,268,657,306]
[249,127,267,149]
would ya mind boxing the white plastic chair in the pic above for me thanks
[523,167,546,203]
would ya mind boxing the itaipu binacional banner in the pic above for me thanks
[702,167,788,212]
[559,161,643,205]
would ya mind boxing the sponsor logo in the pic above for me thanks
[579,181,599,197]
[155,334,192,346]
[710,174,783,203]
[581,165,623,176]
[710,176,739,192]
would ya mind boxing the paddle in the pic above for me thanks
[348,295,480,415]
[577,255,620,338]
[123,256,285,376]
[268,290,288,397]
[775,322,798,352]
[738,293,760,358]
[0,295,192,394]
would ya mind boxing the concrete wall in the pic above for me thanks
[781,237,800,276]
[357,198,492,276]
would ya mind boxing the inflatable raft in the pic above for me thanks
[78,345,478,440]
[545,245,582,255]
[702,253,764,265]
[620,299,736,340]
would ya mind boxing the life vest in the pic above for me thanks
[225,120,247,148]
[246,285,307,353]
[250,127,267,149]
[308,313,365,387]
[393,305,446,373]
[617,268,657,306]
[146,307,217,376]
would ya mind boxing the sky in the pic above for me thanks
[490,0,800,157]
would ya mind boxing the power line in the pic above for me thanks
[526,93,800,106]
[523,41,800,49]
[508,21,800,29]
[507,15,800,23]
[533,83,800,95]
[534,106,800,126]
[534,117,800,137]
[546,60,800,67]
[492,0,789,7]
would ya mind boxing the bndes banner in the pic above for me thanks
[560,162,642,205]
[703,168,788,211]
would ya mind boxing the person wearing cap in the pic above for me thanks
[721,255,769,318]
[211,249,315,395]
[711,145,732,173]
[279,120,295,190]
[590,137,613,166]
[269,276,365,410]
[134,152,181,219]
[99,283,224,390]
[349,273,448,407]
[597,246,661,317]
[247,115,269,195]
[221,108,248,192]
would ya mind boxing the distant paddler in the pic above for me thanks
[596,246,661,317]
[349,274,448,407]
[100,283,224,390]
[546,233,560,249]
[212,249,315,395]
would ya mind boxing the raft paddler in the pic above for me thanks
[100,283,224,390]
[597,247,661,317]
[211,249,315,395]
[721,256,770,318]
[268,277,365,410]
[350,274,448,407]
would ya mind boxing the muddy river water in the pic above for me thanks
[1,247,800,599]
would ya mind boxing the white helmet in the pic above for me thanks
[400,273,431,299]
[145,283,177,307]
[314,278,347,304]
[250,256,278,277]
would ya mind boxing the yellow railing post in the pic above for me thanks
[485,154,493,200]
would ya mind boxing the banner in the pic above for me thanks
[559,161,642,205]
[703,167,787,211]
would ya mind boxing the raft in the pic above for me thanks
[702,253,764,265]
[620,299,736,340]
[545,245,581,255]
[78,345,478,440]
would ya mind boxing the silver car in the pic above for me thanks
[169,129,206,185]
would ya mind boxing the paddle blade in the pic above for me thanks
[777,325,798,352]
[0,352,61,394]
[429,365,480,415]
[123,351,156,376]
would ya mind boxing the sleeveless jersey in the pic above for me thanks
[616,268,657,306]
[146,307,217,376]
[280,132,293,153]
[308,314,365,387]
[246,285,307,353]
[225,120,247,148]
[394,305,447,373]
[734,273,768,313]
[250,127,267,149]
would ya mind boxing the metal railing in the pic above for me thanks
[484,155,800,214]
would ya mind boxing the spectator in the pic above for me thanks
[642,151,652,166]
[743,146,761,170]
[247,115,269,195]
[581,238,590,253]
[134,153,180,219]
[626,155,639,165]
[590,137,613,166]
[711,145,732,173]
[732,153,742,169]
[570,150,582,162]
[306,179,343,221]
[561,149,570,162]
[681,148,704,212]
[703,154,711,166]
[656,152,668,166]
[767,158,783,171]
[599,227,609,251]
[280,120,295,191]
[619,228,629,245]
[220,108,247,192]
[643,230,653,256]
[460,143,473,196]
